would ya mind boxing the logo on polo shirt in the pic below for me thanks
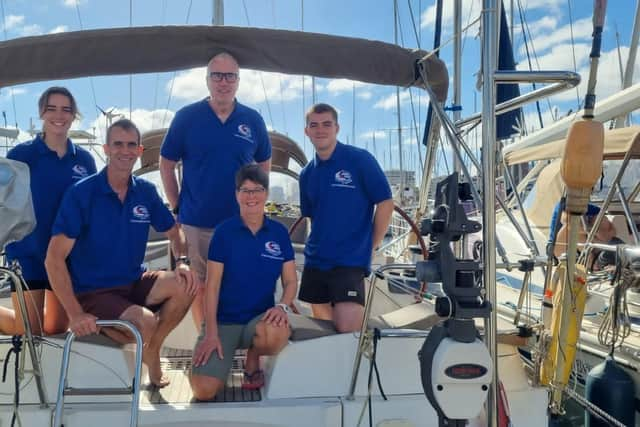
[261,240,284,260]
[234,124,254,143]
[131,205,150,223]
[71,164,89,180]
[331,170,356,188]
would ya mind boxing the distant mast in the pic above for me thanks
[393,0,404,195]
[213,0,224,25]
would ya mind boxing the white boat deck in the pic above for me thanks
[142,348,261,405]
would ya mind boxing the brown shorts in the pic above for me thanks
[76,271,161,319]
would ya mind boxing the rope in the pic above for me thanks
[2,335,23,427]
[564,386,627,427]
[597,249,634,352]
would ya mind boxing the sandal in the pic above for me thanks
[241,370,265,390]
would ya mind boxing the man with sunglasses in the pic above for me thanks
[160,52,272,331]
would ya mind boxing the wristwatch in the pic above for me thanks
[176,256,191,266]
[275,303,290,313]
[172,205,179,215]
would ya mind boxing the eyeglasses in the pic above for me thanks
[238,186,266,196]
[209,72,239,83]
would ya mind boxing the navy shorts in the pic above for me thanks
[298,266,366,306]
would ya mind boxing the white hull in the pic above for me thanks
[0,300,548,427]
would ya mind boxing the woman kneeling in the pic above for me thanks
[190,164,297,399]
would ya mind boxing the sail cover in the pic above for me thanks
[0,25,448,102]
[0,159,35,250]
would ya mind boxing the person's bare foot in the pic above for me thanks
[143,349,170,388]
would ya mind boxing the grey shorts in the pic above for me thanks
[191,313,263,381]
[182,224,215,282]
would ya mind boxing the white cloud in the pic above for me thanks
[62,0,87,7]
[373,91,410,110]
[325,79,370,94]
[2,15,24,31]
[525,16,559,37]
[167,68,206,102]
[20,24,43,36]
[168,67,305,105]
[0,87,27,101]
[237,70,304,104]
[523,44,629,109]
[420,0,481,39]
[324,79,372,100]
[88,108,175,144]
[49,25,69,34]
[519,42,590,75]
[360,130,387,140]
[520,17,591,56]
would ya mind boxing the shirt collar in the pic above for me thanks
[313,141,343,166]
[34,134,77,157]
[97,167,138,195]
[233,214,271,234]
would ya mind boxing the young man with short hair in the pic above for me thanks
[299,103,394,333]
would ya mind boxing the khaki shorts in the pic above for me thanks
[191,313,263,381]
[182,224,214,282]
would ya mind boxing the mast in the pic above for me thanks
[213,0,224,25]
[393,0,404,195]
[453,0,462,175]
[481,1,499,425]
[613,1,640,128]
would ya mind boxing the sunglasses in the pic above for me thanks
[209,72,239,83]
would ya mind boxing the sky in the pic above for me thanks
[1,0,639,191]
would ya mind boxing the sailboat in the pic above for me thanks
[0,4,562,424]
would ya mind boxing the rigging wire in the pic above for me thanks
[271,0,288,136]
[0,0,19,130]
[129,0,133,120]
[161,0,193,128]
[395,2,423,177]
[515,0,547,131]
[566,0,582,111]
[73,0,101,136]
[300,0,307,154]
[406,0,421,49]
[150,0,168,130]
[241,0,275,128]
[518,0,551,132]
[404,0,425,176]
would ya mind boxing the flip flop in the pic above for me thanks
[241,370,265,390]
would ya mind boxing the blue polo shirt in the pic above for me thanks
[299,142,391,272]
[52,168,175,293]
[548,201,600,242]
[5,135,96,281]
[161,99,271,228]
[208,215,294,324]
